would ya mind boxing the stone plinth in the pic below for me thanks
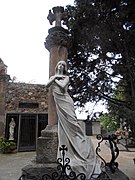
[104,167,129,180]
[36,124,58,163]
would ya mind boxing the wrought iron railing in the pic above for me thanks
[96,134,119,173]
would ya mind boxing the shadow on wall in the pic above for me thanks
[0,121,4,136]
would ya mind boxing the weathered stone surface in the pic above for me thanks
[47,6,68,27]
[104,167,129,180]
[36,125,58,164]
[22,163,58,179]
[0,121,4,136]
[0,58,8,75]
[0,75,10,82]
[22,163,129,180]
[5,82,48,113]
[0,74,10,135]
[45,27,70,125]
[92,121,101,135]
[45,27,70,51]
[41,124,58,137]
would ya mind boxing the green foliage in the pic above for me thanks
[0,137,16,153]
[65,0,135,137]
[99,113,119,131]
[65,0,135,106]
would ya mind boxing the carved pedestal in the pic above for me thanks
[36,125,58,163]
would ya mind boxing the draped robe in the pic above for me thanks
[52,76,101,179]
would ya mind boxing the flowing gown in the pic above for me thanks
[52,77,101,179]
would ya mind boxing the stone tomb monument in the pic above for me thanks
[22,6,101,179]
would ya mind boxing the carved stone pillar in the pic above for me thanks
[45,26,70,125]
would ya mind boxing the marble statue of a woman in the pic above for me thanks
[46,60,101,179]
[9,118,16,140]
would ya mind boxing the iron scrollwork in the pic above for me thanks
[19,145,86,180]
[96,134,119,173]
[42,145,86,180]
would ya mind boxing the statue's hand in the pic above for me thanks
[50,75,57,81]
[46,75,57,88]
[54,74,63,80]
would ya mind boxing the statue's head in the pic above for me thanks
[55,60,67,75]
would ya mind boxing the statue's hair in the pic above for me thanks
[55,60,67,75]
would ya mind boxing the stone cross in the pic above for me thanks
[47,6,68,27]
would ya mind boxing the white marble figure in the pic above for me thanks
[9,118,16,140]
[46,60,101,179]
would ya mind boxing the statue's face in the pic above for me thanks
[57,61,65,73]
[56,60,67,74]
[57,63,64,71]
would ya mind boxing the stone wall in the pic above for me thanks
[5,82,48,113]
[92,121,101,135]
[0,75,10,136]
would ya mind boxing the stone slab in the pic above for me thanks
[22,163,58,179]
[99,167,129,180]
[22,164,129,180]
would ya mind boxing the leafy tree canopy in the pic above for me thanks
[64,0,135,136]
[64,0,135,111]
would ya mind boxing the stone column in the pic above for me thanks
[0,75,10,136]
[45,6,70,125]
[45,26,70,125]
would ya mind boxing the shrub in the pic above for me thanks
[0,136,16,153]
